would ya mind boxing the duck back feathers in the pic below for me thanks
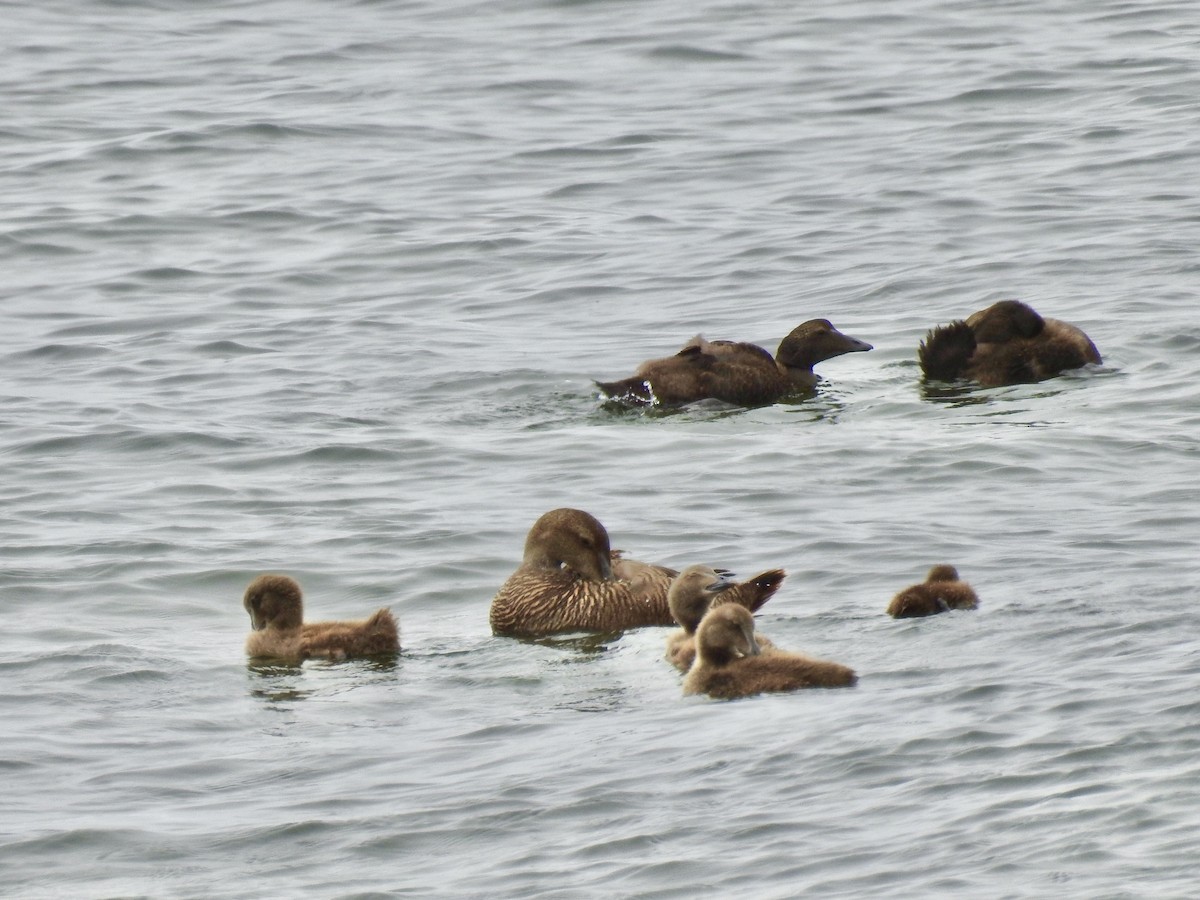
[490,564,674,636]
[920,300,1100,387]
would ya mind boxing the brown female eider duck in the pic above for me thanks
[919,300,1101,387]
[596,319,872,406]
[489,508,786,636]
[683,605,857,699]
[665,564,781,672]
[243,574,399,661]
[886,565,979,618]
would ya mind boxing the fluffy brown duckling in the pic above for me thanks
[919,300,1101,387]
[683,604,857,699]
[489,508,786,636]
[665,564,782,672]
[886,565,979,618]
[596,319,872,406]
[243,574,399,661]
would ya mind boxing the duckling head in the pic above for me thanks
[521,507,614,582]
[668,564,735,633]
[695,604,761,665]
[244,574,304,631]
[926,564,961,583]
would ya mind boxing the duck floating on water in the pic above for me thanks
[596,319,872,406]
[489,508,785,636]
[919,300,1100,387]
[683,604,857,699]
[886,565,979,618]
[243,574,399,661]
[665,564,781,672]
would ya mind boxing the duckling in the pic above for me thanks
[489,508,785,636]
[683,605,856,699]
[596,319,872,406]
[665,564,782,672]
[919,300,1100,386]
[886,565,979,618]
[243,574,399,661]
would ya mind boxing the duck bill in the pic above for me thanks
[838,332,873,353]
[706,574,735,595]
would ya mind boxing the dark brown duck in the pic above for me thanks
[682,604,857,699]
[243,574,400,660]
[919,300,1101,387]
[665,564,781,672]
[596,319,872,406]
[489,508,785,636]
[886,565,979,619]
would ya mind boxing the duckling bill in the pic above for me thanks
[489,508,786,636]
[597,319,872,406]
[243,574,399,661]
[919,300,1100,387]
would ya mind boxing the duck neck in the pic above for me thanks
[782,364,819,388]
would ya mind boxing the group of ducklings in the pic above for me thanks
[242,300,1097,700]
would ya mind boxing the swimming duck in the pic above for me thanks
[489,508,785,636]
[683,604,857,699]
[243,574,399,661]
[886,565,979,618]
[665,564,781,672]
[596,319,873,406]
[919,300,1101,386]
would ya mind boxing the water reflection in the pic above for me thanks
[518,631,620,656]
[594,388,836,422]
[246,654,400,703]
[919,379,997,406]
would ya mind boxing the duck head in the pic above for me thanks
[966,300,1044,343]
[521,507,614,582]
[775,319,873,371]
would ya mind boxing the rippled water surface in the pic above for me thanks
[4,0,1200,897]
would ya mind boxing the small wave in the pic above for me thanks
[12,343,111,362]
[646,44,753,63]
[544,182,613,199]
[194,340,273,356]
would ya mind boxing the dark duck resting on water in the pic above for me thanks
[683,605,857,699]
[886,565,979,619]
[243,574,400,661]
[596,319,873,406]
[489,508,786,637]
[665,564,781,673]
[919,300,1101,387]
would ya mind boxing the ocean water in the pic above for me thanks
[4,0,1200,896]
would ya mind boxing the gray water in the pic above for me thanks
[4,0,1200,897]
